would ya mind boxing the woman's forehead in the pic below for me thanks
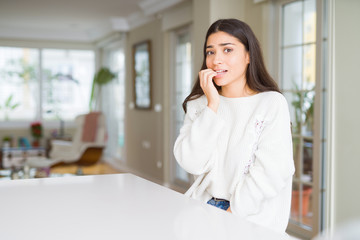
[206,31,241,47]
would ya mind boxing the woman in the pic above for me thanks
[173,19,295,234]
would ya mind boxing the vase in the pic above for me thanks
[32,139,40,147]
[291,187,313,216]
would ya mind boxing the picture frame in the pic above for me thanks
[132,40,152,110]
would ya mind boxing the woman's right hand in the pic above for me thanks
[199,69,220,113]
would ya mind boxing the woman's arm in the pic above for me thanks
[230,94,295,217]
[173,101,225,176]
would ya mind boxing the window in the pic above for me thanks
[102,47,126,162]
[170,26,192,187]
[42,49,94,121]
[277,0,328,238]
[0,46,94,123]
[0,47,39,121]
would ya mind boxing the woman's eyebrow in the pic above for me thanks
[206,43,235,48]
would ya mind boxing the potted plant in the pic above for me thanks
[89,67,116,111]
[30,121,43,147]
[2,136,13,148]
[291,185,313,217]
[291,84,314,135]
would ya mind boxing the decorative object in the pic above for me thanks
[133,40,152,109]
[2,136,13,148]
[18,137,31,148]
[30,121,43,147]
[89,67,116,111]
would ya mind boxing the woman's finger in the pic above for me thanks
[199,69,216,87]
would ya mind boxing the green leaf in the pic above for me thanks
[5,94,14,108]
[89,67,116,110]
[10,103,20,110]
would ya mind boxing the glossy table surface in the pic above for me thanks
[0,173,287,240]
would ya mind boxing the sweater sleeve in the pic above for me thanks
[173,100,225,175]
[230,94,295,217]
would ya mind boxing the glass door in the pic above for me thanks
[170,26,193,188]
[277,0,328,238]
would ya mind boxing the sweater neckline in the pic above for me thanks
[219,92,265,101]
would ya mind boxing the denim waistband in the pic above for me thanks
[211,197,228,202]
[207,197,230,211]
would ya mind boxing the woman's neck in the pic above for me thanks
[220,83,257,98]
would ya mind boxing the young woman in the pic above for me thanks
[173,19,295,234]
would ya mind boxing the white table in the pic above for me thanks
[0,173,287,240]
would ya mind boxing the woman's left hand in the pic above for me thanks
[226,207,232,213]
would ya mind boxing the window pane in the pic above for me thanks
[303,44,316,90]
[291,183,313,226]
[291,182,300,222]
[282,46,302,91]
[284,91,300,134]
[292,137,301,180]
[303,139,313,183]
[175,161,189,182]
[176,62,184,92]
[283,1,303,46]
[173,30,192,184]
[302,91,315,136]
[0,47,39,121]
[107,49,126,161]
[42,49,94,120]
[304,0,316,43]
[302,184,313,227]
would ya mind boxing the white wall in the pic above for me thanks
[332,0,360,226]
[210,0,245,23]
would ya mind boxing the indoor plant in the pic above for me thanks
[30,121,43,147]
[89,67,116,111]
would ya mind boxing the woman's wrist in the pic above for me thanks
[207,101,219,113]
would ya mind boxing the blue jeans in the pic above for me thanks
[207,197,230,211]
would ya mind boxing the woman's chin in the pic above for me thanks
[213,78,226,86]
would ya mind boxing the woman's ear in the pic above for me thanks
[246,52,250,64]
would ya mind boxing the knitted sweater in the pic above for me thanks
[173,91,295,234]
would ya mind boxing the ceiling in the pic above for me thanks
[0,0,183,43]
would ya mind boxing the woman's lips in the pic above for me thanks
[214,69,227,77]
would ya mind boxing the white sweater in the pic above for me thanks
[173,91,295,234]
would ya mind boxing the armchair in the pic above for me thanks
[49,112,107,174]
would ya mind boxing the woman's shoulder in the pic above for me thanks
[258,91,288,107]
[257,91,291,122]
[259,91,284,100]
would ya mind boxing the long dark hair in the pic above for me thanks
[182,18,280,112]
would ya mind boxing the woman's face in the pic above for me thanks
[205,31,249,91]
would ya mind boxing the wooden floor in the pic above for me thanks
[50,161,123,175]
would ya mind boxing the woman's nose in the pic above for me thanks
[212,53,223,65]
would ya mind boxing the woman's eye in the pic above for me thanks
[206,51,214,56]
[224,48,233,53]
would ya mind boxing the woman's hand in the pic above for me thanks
[226,207,232,213]
[199,69,220,113]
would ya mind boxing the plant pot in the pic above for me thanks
[32,139,40,147]
[291,187,312,216]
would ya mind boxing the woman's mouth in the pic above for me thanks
[214,69,228,77]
